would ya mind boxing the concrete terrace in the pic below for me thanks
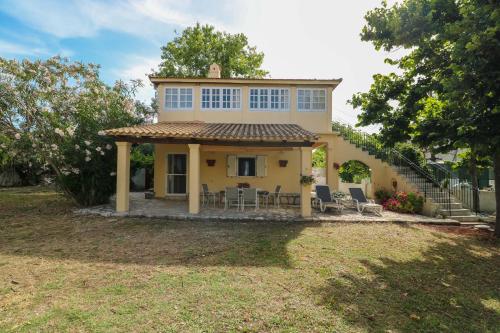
[75,192,459,224]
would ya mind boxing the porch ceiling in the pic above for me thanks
[104,121,318,147]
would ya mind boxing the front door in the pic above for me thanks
[166,154,187,194]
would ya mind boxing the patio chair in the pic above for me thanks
[348,188,383,216]
[315,185,344,213]
[201,184,217,207]
[241,188,258,211]
[260,185,281,208]
[224,187,240,210]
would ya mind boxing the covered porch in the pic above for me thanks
[105,122,320,218]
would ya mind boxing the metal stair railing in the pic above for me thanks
[332,121,453,214]
[427,161,478,214]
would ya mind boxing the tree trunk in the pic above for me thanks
[494,148,500,238]
[469,150,480,213]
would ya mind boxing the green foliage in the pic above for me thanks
[130,144,154,170]
[394,142,426,168]
[374,188,392,203]
[0,56,149,205]
[300,175,316,186]
[156,23,268,78]
[339,160,371,183]
[351,0,500,156]
[312,147,326,168]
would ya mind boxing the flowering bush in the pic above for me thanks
[0,56,153,205]
[377,189,424,214]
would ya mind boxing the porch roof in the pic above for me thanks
[104,121,319,146]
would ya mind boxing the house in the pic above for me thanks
[105,64,342,217]
[105,64,441,218]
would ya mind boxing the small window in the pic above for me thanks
[297,88,326,111]
[165,87,192,110]
[249,88,289,111]
[238,157,256,177]
[201,87,241,110]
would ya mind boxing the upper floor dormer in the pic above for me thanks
[150,64,342,134]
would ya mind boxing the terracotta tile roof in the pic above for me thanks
[104,121,318,141]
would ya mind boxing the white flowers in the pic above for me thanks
[15,133,21,140]
[75,144,80,150]
[54,128,65,137]
[0,143,6,149]
[98,130,105,136]
[100,151,105,156]
[96,147,102,152]
[72,167,80,174]
[105,144,112,150]
[85,156,91,162]
[110,172,116,176]
[32,143,37,148]
[84,140,91,146]
[66,126,76,137]
[51,144,58,151]
[85,149,91,156]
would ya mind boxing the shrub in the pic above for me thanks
[0,57,153,206]
[381,190,424,214]
[374,188,392,204]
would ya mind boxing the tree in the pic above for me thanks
[156,23,268,78]
[312,147,326,168]
[350,0,500,236]
[339,161,371,183]
[0,56,148,205]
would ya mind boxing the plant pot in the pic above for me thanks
[278,160,288,167]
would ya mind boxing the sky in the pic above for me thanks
[0,0,400,130]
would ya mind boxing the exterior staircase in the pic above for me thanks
[332,122,480,223]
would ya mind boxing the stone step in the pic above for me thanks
[439,208,471,217]
[438,202,463,210]
[453,216,482,222]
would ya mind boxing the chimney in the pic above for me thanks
[207,63,221,78]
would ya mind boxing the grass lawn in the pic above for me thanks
[0,187,499,332]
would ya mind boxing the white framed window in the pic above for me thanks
[201,87,241,110]
[297,88,326,112]
[165,87,193,110]
[249,88,289,111]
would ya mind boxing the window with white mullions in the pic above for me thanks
[201,87,241,110]
[165,87,193,110]
[249,88,290,111]
[297,88,326,112]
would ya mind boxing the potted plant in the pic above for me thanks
[300,175,316,186]
[279,160,288,167]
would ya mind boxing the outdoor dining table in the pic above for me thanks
[218,188,267,206]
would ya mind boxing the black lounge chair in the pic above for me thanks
[315,185,344,213]
[348,188,383,216]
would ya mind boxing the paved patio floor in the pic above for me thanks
[74,192,459,224]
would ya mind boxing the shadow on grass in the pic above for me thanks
[0,187,312,267]
[0,211,307,268]
[313,228,500,332]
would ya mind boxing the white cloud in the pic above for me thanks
[0,39,48,56]
[0,0,222,41]
[115,55,160,102]
[223,0,403,127]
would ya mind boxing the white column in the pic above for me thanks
[115,141,131,212]
[188,144,201,214]
[300,147,313,217]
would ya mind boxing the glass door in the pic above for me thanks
[167,154,187,194]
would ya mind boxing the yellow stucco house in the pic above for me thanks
[105,64,342,217]
[105,64,453,218]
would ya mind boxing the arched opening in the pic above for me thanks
[338,160,372,196]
